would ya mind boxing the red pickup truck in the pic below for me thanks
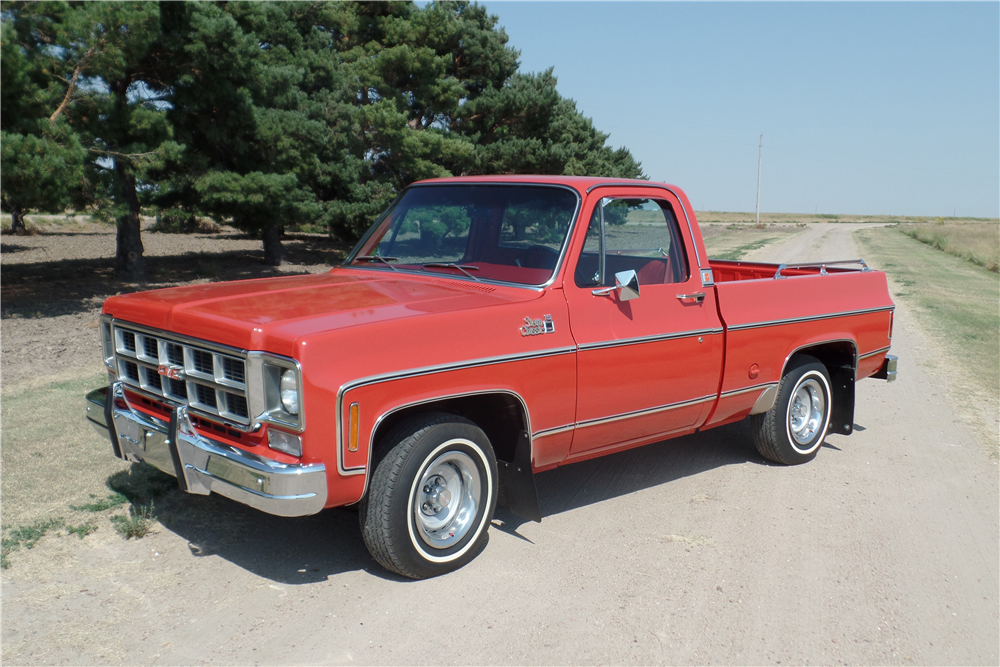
[85,176,897,578]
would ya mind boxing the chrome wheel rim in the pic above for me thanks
[412,447,482,551]
[787,377,826,449]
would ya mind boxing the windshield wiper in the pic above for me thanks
[422,263,480,281]
[355,255,399,271]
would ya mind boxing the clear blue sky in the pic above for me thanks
[483,2,999,217]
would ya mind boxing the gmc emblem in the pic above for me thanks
[157,364,184,380]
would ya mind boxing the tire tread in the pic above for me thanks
[359,412,485,578]
[750,356,829,466]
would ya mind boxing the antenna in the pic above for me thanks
[755,133,763,225]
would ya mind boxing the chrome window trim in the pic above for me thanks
[341,183,583,291]
[726,306,895,332]
[584,181,704,274]
[339,265,548,293]
[578,328,723,352]
[333,345,578,478]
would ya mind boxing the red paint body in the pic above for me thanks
[102,176,895,509]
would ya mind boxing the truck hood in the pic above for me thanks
[102,269,540,356]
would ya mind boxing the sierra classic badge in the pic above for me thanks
[520,315,554,337]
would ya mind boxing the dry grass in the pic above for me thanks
[0,374,132,529]
[700,223,805,260]
[854,227,999,457]
[695,211,997,225]
[898,221,999,273]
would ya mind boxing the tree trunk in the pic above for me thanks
[10,203,26,233]
[114,161,145,282]
[262,224,284,266]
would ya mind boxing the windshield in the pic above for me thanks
[345,185,579,286]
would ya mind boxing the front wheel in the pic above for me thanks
[750,356,832,465]
[359,413,498,579]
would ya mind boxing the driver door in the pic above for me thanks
[565,190,723,456]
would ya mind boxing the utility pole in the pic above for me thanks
[755,133,763,225]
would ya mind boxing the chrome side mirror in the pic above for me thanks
[592,269,640,301]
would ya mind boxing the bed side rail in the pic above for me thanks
[774,259,870,279]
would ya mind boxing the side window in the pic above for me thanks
[574,198,689,287]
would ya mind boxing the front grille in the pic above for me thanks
[192,349,214,375]
[113,323,250,426]
[222,357,245,384]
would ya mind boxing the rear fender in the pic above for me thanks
[783,340,857,436]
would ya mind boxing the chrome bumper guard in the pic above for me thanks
[873,354,898,382]
[85,384,327,517]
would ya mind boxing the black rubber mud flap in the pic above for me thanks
[167,408,189,492]
[496,430,542,523]
[830,365,856,436]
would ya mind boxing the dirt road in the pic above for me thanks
[3,224,997,665]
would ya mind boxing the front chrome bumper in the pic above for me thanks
[85,383,327,517]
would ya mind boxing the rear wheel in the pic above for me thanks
[751,356,832,465]
[359,413,497,579]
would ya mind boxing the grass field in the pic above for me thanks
[898,221,999,273]
[0,374,243,568]
[700,223,804,260]
[854,227,999,456]
[696,211,997,225]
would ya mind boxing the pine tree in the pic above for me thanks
[338,1,643,240]
[156,2,361,265]
[0,2,87,233]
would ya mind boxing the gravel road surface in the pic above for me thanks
[2,223,997,665]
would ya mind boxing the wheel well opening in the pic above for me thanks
[788,341,857,436]
[372,393,527,464]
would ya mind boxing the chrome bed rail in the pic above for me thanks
[774,259,870,279]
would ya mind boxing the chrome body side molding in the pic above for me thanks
[578,328,723,352]
[859,345,892,360]
[726,306,895,332]
[334,346,577,477]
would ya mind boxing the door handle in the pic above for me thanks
[676,292,706,303]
